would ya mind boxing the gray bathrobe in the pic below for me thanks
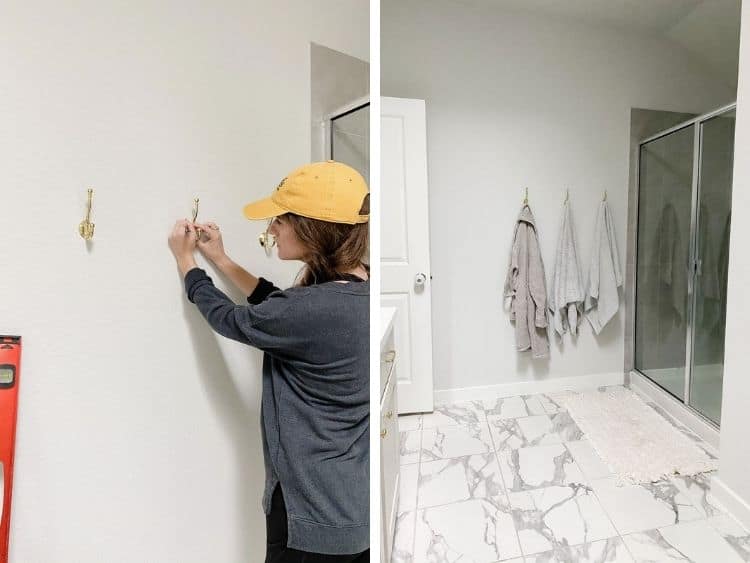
[504,204,550,358]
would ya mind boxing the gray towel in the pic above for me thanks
[549,201,584,337]
[585,200,622,334]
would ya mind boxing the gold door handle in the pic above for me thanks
[380,428,387,439]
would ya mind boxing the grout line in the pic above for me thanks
[394,426,424,561]
[407,426,423,559]
[417,426,423,462]
[413,410,525,559]
[569,444,628,558]
[400,509,417,563]
[618,527,693,562]
[583,472,723,563]
[414,432,423,511]
[487,408,525,560]
[517,536,637,561]
[495,395,623,559]
[410,491,511,513]
[619,533,639,563]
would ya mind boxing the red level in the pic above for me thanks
[0,336,21,563]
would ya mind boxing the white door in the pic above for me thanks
[381,97,434,414]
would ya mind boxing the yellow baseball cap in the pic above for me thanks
[243,160,369,225]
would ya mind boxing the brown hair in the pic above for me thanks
[284,194,370,286]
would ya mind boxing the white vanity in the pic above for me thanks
[380,307,399,563]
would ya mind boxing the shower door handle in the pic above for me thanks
[689,258,703,277]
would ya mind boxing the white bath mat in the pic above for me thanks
[549,386,718,484]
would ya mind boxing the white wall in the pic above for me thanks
[0,1,367,561]
[713,0,750,530]
[382,0,734,393]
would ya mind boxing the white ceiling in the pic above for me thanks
[451,0,741,88]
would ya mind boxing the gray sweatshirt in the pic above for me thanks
[184,268,369,555]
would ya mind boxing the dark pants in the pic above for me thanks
[265,485,370,563]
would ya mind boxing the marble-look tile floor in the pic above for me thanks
[392,385,750,563]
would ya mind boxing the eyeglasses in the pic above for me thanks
[258,218,277,256]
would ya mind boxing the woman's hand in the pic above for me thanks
[195,221,227,264]
[168,219,198,275]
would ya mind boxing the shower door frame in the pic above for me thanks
[633,101,736,430]
[322,95,370,161]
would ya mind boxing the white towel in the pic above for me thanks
[585,200,622,334]
[549,201,584,337]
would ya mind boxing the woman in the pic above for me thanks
[167,161,370,562]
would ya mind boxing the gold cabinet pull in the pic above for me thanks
[384,350,396,363]
[380,428,387,439]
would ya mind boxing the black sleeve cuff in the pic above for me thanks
[184,267,213,303]
[247,277,280,305]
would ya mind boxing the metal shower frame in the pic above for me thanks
[633,101,736,428]
[322,95,370,161]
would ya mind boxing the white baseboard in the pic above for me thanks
[433,371,625,405]
[709,475,750,532]
[628,370,720,454]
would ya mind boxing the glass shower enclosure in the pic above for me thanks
[635,103,736,426]
[325,98,370,183]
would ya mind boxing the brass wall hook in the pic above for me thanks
[78,188,95,240]
[191,198,203,239]
[192,198,199,222]
[523,187,529,205]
